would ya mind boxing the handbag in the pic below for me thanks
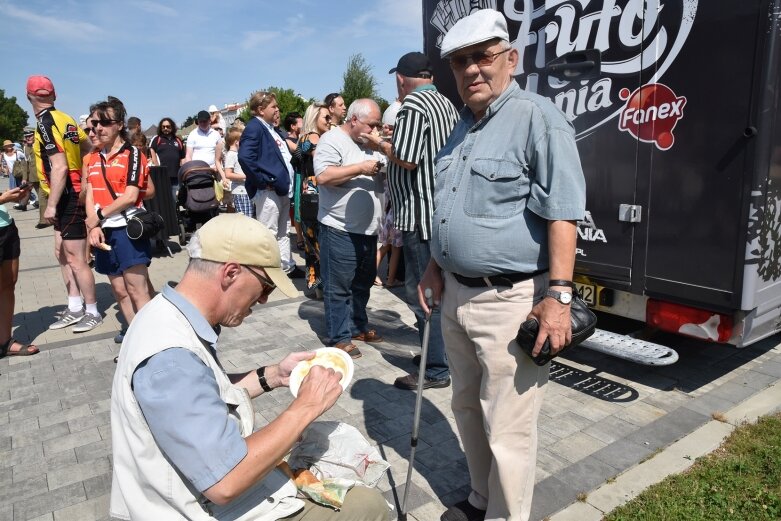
[125,209,165,240]
[516,292,597,366]
[299,191,319,221]
[99,150,164,241]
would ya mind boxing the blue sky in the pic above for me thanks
[2,0,423,129]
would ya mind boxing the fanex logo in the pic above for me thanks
[618,83,687,150]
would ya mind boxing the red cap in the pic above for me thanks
[26,75,55,97]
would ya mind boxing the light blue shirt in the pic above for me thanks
[132,284,247,493]
[432,82,586,277]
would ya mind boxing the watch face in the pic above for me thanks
[560,292,573,304]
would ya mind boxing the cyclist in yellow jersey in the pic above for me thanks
[26,75,101,333]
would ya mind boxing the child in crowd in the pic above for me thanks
[223,128,253,218]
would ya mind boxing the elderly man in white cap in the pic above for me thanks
[110,213,388,521]
[418,9,587,521]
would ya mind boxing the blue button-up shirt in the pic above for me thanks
[432,82,586,277]
[132,284,247,493]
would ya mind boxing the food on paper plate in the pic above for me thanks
[96,242,112,251]
[289,347,354,397]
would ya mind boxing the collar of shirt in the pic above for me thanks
[196,127,216,137]
[413,84,437,93]
[162,283,219,350]
[460,81,520,129]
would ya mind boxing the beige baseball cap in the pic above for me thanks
[188,214,298,297]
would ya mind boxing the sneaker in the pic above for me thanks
[49,309,85,330]
[393,373,451,390]
[35,223,51,229]
[441,499,487,521]
[114,328,127,344]
[72,313,103,333]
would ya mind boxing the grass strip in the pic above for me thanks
[604,412,781,521]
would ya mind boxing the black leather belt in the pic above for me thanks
[453,270,548,288]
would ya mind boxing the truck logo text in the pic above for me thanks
[618,83,687,150]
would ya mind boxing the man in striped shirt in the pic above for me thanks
[362,52,458,390]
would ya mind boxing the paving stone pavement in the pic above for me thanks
[1,187,780,521]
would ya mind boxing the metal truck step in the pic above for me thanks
[580,329,679,366]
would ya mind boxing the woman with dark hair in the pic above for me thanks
[149,117,184,199]
[83,96,154,356]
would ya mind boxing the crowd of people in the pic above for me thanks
[2,9,586,521]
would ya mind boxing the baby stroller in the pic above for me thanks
[176,160,221,245]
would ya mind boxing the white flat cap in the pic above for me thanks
[440,9,509,58]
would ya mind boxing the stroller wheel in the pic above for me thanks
[178,222,187,245]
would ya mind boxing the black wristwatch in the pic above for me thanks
[545,288,573,305]
[256,366,273,392]
[96,208,105,221]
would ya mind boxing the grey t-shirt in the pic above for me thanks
[313,127,385,235]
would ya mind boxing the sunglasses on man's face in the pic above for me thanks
[449,48,511,70]
[90,118,118,128]
[161,125,172,129]
[243,265,277,298]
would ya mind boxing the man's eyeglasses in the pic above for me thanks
[161,125,172,129]
[357,118,381,130]
[243,265,276,297]
[90,118,118,128]
[449,48,511,70]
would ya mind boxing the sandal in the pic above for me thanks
[0,337,39,358]
[373,278,384,287]
[334,341,362,359]
[352,329,384,343]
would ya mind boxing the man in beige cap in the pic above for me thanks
[419,9,587,521]
[110,213,387,521]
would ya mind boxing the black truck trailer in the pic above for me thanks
[422,0,781,364]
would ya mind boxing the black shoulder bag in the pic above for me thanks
[99,150,164,241]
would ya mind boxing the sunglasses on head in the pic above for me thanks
[90,118,118,128]
[449,48,511,69]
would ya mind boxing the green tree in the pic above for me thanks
[0,90,30,141]
[340,54,388,112]
[238,87,314,124]
[181,114,197,128]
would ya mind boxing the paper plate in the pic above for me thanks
[289,347,354,397]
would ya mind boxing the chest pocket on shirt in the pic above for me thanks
[465,158,528,219]
[433,158,453,211]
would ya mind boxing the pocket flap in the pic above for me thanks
[471,158,525,181]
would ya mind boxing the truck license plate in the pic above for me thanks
[575,283,596,306]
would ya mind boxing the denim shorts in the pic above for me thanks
[94,226,151,276]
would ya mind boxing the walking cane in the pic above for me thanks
[401,288,434,515]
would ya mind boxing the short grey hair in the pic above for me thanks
[345,99,379,121]
[185,234,223,276]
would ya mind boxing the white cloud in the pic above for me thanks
[4,3,104,42]
[348,0,422,38]
[241,30,281,51]
[137,1,177,17]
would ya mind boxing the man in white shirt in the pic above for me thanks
[185,110,221,169]
[313,99,387,359]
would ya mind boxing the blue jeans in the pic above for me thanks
[402,230,449,381]
[320,224,377,345]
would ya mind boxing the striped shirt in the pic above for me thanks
[387,85,458,240]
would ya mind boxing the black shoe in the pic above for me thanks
[13,204,26,211]
[441,499,487,521]
[394,373,450,390]
[35,223,51,229]
[412,354,421,366]
[286,266,305,279]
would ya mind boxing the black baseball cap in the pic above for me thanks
[197,110,210,121]
[389,52,433,78]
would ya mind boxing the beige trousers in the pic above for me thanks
[281,486,388,521]
[441,271,549,521]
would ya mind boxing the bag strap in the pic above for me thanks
[98,146,133,224]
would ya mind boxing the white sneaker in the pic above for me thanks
[49,309,84,330]
[72,313,103,333]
